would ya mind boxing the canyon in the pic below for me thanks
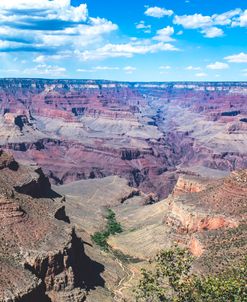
[0,79,246,198]
[0,79,246,301]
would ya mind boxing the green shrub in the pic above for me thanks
[105,209,123,234]
[91,231,109,250]
[91,209,123,250]
[135,247,247,302]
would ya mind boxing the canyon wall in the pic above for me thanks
[0,79,246,198]
[0,150,104,302]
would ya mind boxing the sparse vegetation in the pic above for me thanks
[91,209,123,250]
[135,247,247,302]
[112,249,142,264]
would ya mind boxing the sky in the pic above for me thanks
[0,0,247,81]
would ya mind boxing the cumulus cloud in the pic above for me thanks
[238,10,247,27]
[0,0,180,64]
[232,10,247,27]
[174,14,213,29]
[173,9,243,38]
[33,54,69,63]
[23,64,66,76]
[136,21,151,33]
[145,6,173,18]
[153,26,175,42]
[201,27,224,38]
[0,0,117,53]
[224,52,247,63]
[0,0,88,22]
[78,41,179,61]
[212,9,242,25]
[207,61,229,70]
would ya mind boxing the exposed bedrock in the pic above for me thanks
[24,229,104,302]
[172,174,209,196]
[107,170,246,279]
[0,151,106,302]
[14,167,57,198]
[0,79,246,199]
[3,138,176,198]
[164,200,239,234]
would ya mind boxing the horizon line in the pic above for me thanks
[0,77,247,84]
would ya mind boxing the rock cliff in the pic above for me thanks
[0,150,103,302]
[0,79,246,198]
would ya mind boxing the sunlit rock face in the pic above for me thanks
[0,150,110,302]
[0,79,246,198]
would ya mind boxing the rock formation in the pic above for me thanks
[0,150,104,302]
[107,170,247,279]
[0,79,246,198]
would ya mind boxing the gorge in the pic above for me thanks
[0,79,246,301]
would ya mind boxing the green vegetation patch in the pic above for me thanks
[135,246,247,302]
[91,209,123,250]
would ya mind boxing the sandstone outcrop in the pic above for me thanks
[172,174,209,196]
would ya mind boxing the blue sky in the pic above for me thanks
[0,0,247,81]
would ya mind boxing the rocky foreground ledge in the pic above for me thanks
[0,150,91,302]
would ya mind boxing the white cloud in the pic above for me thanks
[94,66,119,70]
[123,66,136,74]
[33,54,69,63]
[23,64,66,76]
[207,61,229,70]
[77,68,95,73]
[195,72,207,77]
[136,21,151,33]
[78,41,179,61]
[174,10,242,29]
[174,14,212,29]
[231,10,247,27]
[0,0,117,54]
[145,6,173,18]
[77,65,132,74]
[153,26,175,42]
[33,56,46,63]
[159,65,171,70]
[238,10,247,27]
[213,9,241,26]
[0,0,88,22]
[201,27,224,38]
[173,9,242,38]
[186,66,201,70]
[224,52,247,63]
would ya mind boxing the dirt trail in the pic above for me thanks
[113,256,136,302]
